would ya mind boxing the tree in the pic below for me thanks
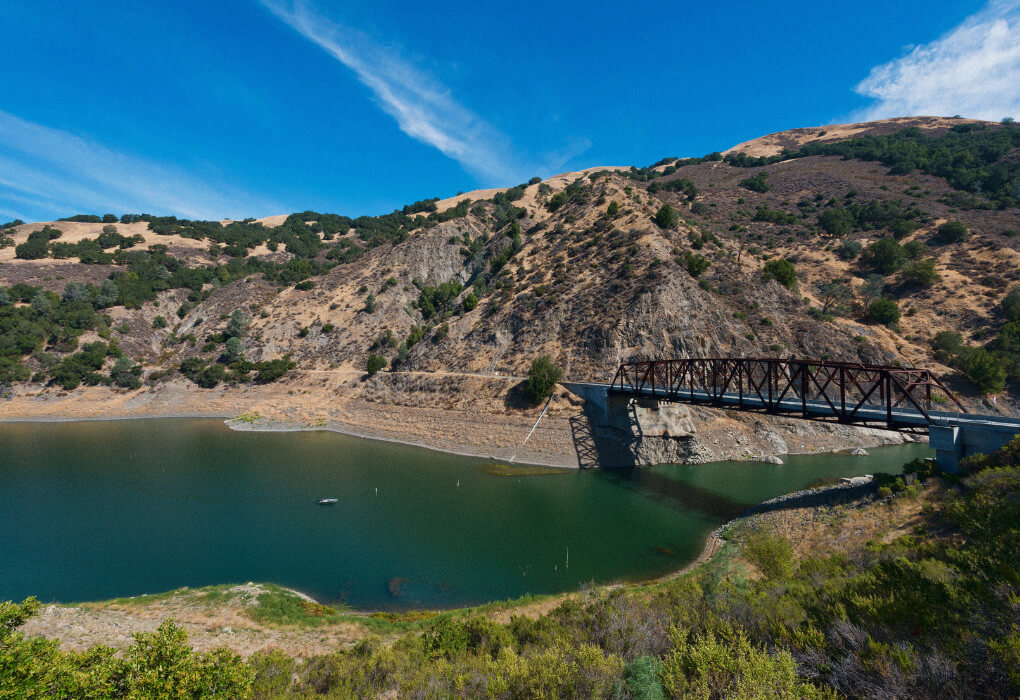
[364,293,378,314]
[226,309,249,338]
[1001,286,1020,322]
[0,287,9,306]
[936,220,969,244]
[739,171,771,192]
[864,237,906,274]
[366,354,386,376]
[462,292,478,312]
[524,355,562,405]
[224,336,244,363]
[818,281,853,315]
[152,315,168,329]
[859,274,886,309]
[817,207,854,236]
[900,258,940,288]
[835,240,862,261]
[654,204,678,229]
[680,251,710,278]
[762,258,797,290]
[964,348,1006,394]
[606,201,620,217]
[867,299,900,326]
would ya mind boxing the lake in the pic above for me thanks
[0,419,929,609]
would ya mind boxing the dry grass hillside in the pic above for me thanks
[2,116,1018,465]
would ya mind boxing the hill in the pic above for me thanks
[1,116,1018,465]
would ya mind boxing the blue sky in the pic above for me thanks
[1,0,1017,223]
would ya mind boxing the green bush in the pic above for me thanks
[743,528,794,579]
[935,220,969,243]
[867,298,901,326]
[817,207,854,236]
[680,251,710,278]
[964,348,1007,394]
[739,171,771,193]
[899,258,940,288]
[654,204,679,229]
[366,354,387,376]
[524,355,562,405]
[863,237,907,273]
[762,258,797,289]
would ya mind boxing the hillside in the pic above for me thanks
[2,116,1019,465]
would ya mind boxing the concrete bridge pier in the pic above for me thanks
[929,424,1018,472]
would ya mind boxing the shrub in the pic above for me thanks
[739,171,771,193]
[366,354,386,376]
[654,204,679,229]
[863,237,907,274]
[524,355,562,405]
[964,348,1007,394]
[743,528,794,579]
[762,258,797,289]
[935,220,969,243]
[680,251,711,278]
[899,258,940,288]
[462,292,478,312]
[1001,286,1020,322]
[607,201,619,217]
[152,315,168,329]
[834,240,862,260]
[818,207,854,236]
[867,298,901,326]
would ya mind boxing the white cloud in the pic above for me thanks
[259,0,535,184]
[0,110,281,222]
[854,0,1020,122]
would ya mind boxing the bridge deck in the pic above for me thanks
[601,383,1020,432]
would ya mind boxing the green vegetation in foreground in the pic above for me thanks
[4,437,1020,697]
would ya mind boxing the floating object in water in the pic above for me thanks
[456,480,460,487]
[317,498,338,505]
[374,487,378,495]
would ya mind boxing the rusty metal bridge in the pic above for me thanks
[564,357,1020,470]
[609,357,972,431]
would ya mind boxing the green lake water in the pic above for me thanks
[0,419,929,609]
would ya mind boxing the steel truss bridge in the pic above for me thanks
[607,357,1019,434]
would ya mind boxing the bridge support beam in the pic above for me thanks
[929,424,1018,473]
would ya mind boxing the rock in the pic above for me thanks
[849,447,868,456]
[764,455,783,464]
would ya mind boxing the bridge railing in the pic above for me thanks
[610,358,966,428]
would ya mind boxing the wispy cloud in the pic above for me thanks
[259,0,539,184]
[0,110,281,222]
[853,0,1020,122]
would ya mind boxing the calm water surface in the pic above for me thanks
[0,419,929,609]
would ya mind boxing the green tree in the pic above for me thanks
[900,258,940,288]
[680,251,710,277]
[366,354,386,376]
[762,258,797,289]
[860,274,886,309]
[867,298,901,326]
[936,220,969,243]
[817,281,852,315]
[226,309,249,338]
[1001,286,1020,322]
[462,292,478,312]
[152,315,168,329]
[524,355,562,405]
[817,207,854,236]
[864,237,907,274]
[654,204,678,229]
[739,171,771,192]
[606,201,620,217]
[364,293,378,314]
[224,336,245,363]
[964,348,1007,394]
